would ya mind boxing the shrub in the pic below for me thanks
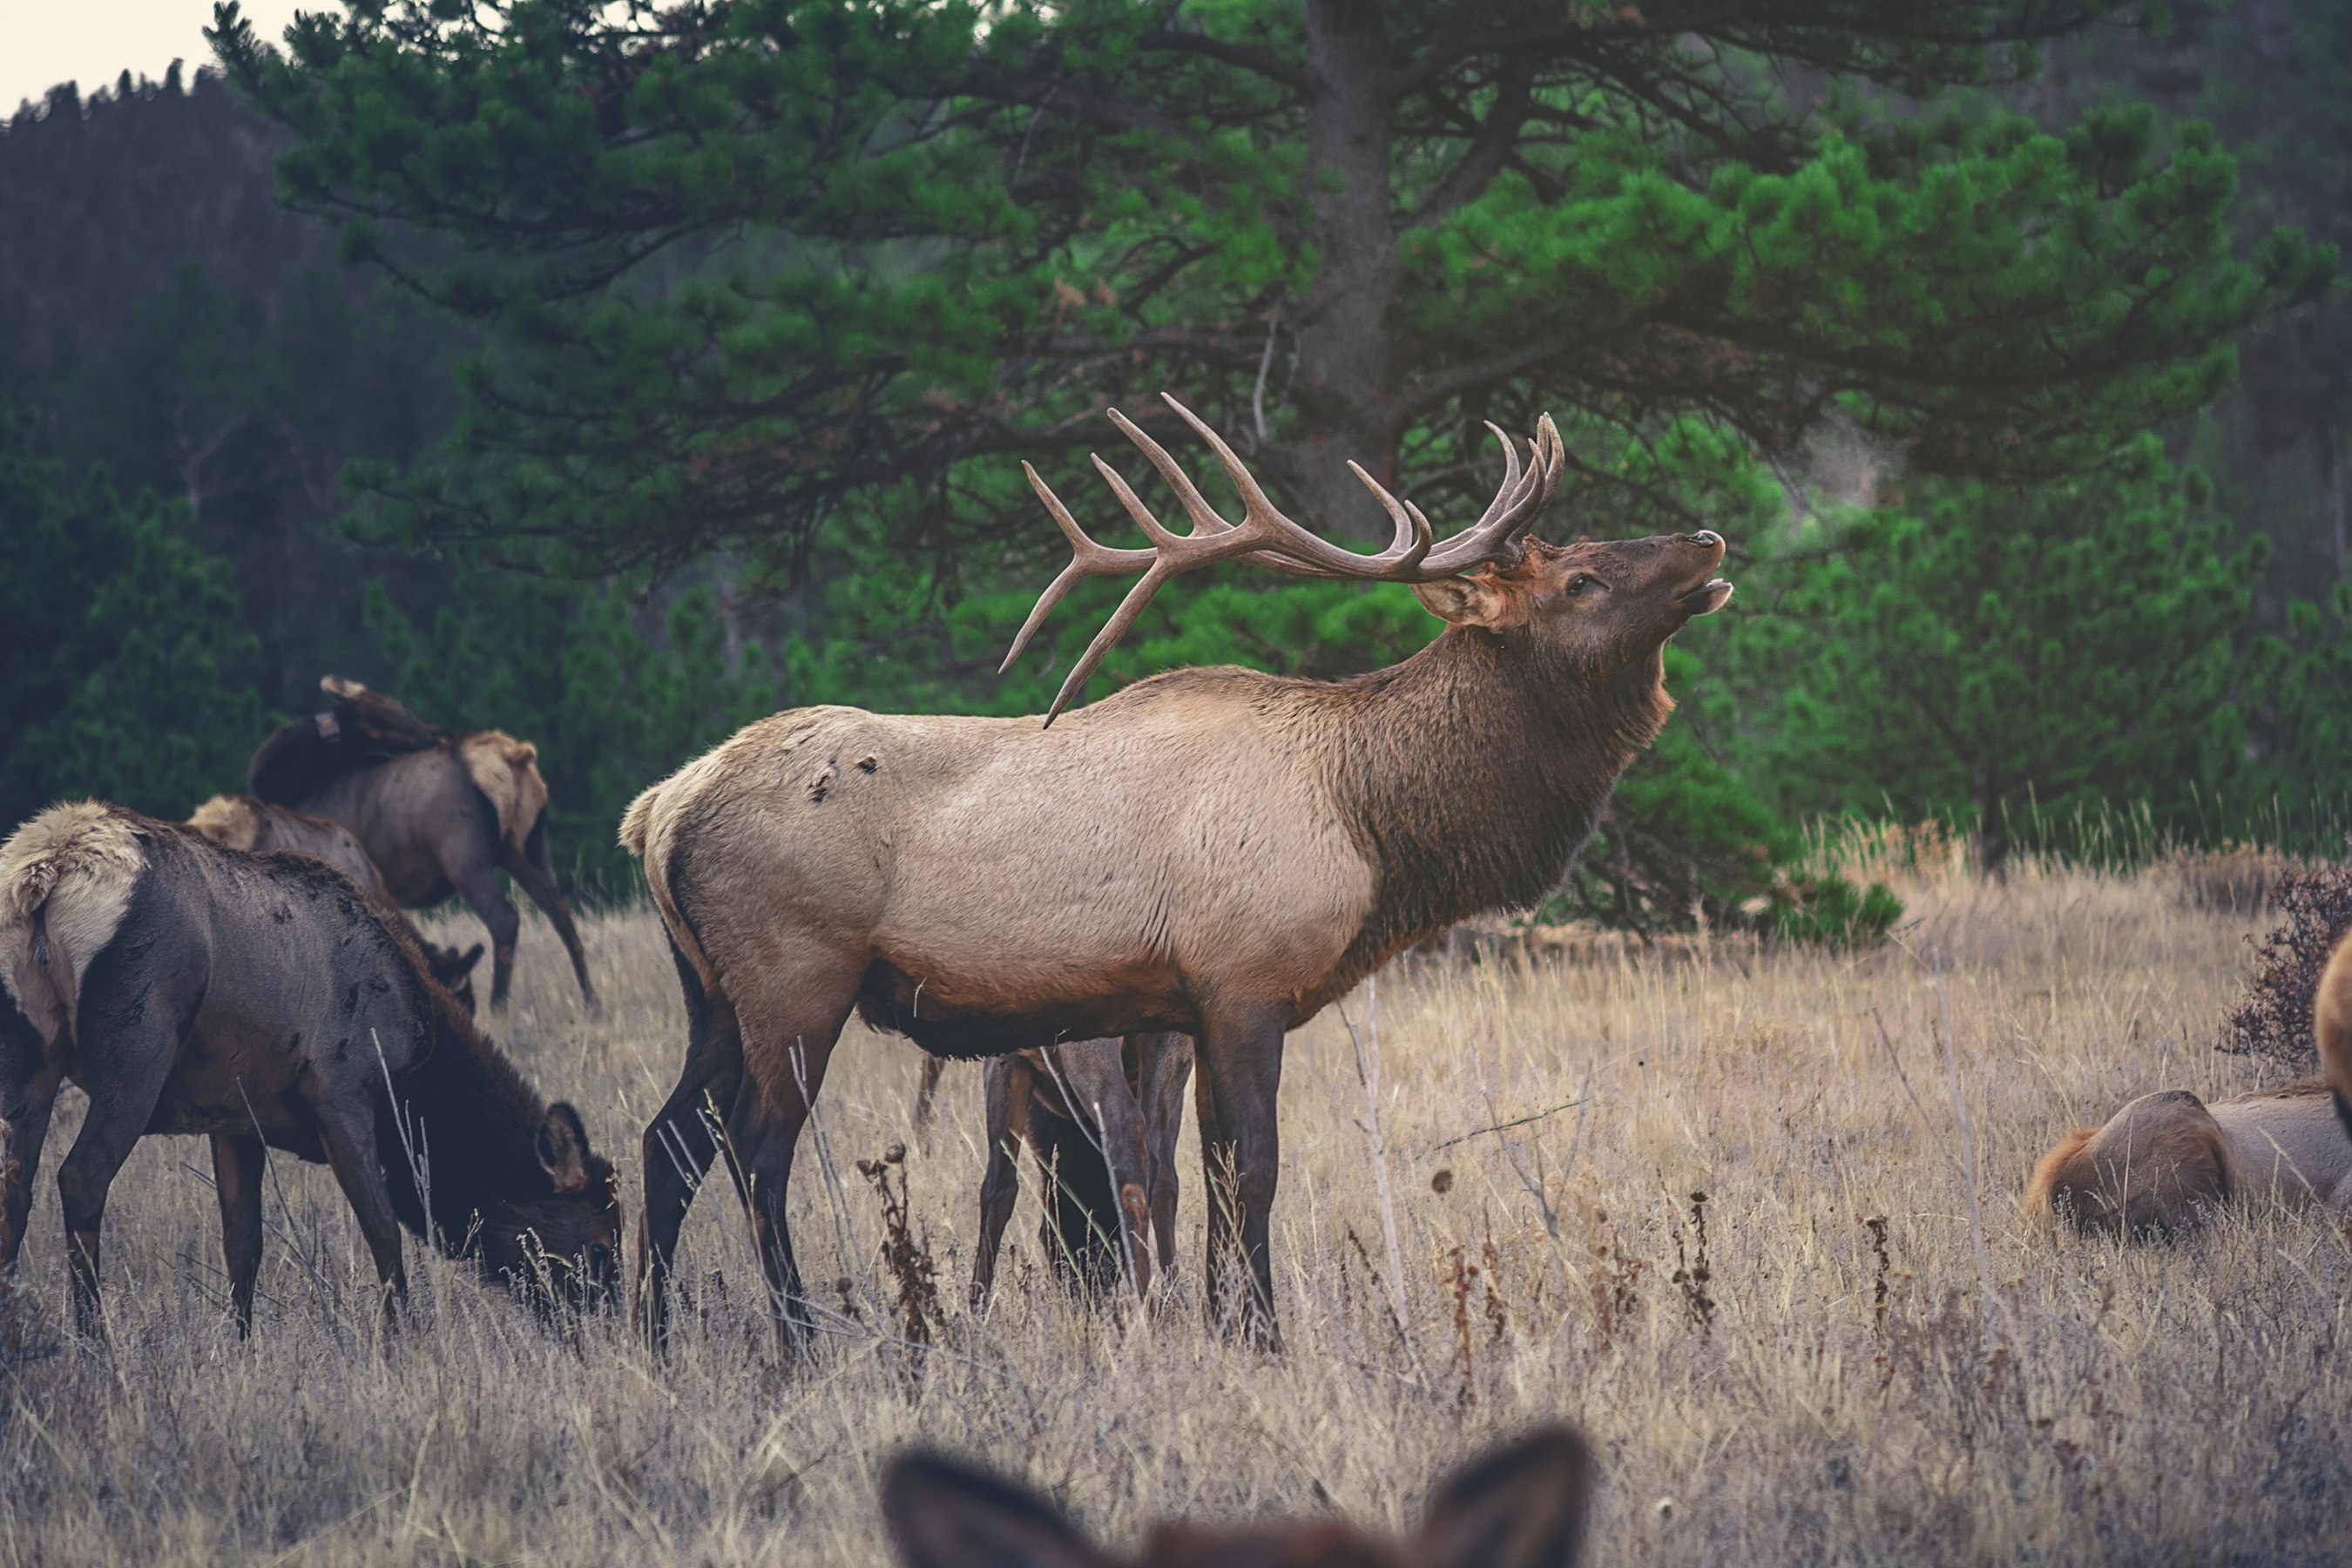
[2217,862,2352,1069]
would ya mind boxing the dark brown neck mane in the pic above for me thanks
[376,977,567,1253]
[1315,626,1673,989]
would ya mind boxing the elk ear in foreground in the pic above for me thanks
[882,1425,1591,1568]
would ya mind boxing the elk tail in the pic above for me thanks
[618,773,719,992]
[2317,931,2352,1141]
[458,730,550,859]
[0,802,145,1049]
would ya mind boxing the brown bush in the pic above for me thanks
[2217,862,2352,1068]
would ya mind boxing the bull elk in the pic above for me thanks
[250,679,599,1013]
[0,802,620,1335]
[883,1423,1592,1568]
[623,397,1733,1348]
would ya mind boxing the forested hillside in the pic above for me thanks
[3,2,2348,902]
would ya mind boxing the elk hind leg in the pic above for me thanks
[504,820,599,1014]
[0,1038,62,1274]
[727,958,859,1357]
[447,859,524,1012]
[1132,1031,1193,1278]
[638,940,743,1349]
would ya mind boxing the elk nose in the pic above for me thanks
[1688,530,1722,550]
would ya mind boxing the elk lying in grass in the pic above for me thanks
[2028,1080,2352,1237]
[884,1423,1592,1568]
[0,802,619,1335]
[250,678,598,1012]
[972,1032,1192,1305]
[2322,931,2352,1139]
[186,793,485,1010]
[624,397,1731,1349]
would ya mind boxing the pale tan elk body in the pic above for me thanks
[972,1032,1193,1302]
[254,679,598,1012]
[2029,1080,2352,1235]
[2320,931,2352,1138]
[883,1423,1592,1568]
[186,794,484,1009]
[625,398,1732,1347]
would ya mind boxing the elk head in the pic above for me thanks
[883,1424,1592,1568]
[476,1103,623,1314]
[1005,395,1731,723]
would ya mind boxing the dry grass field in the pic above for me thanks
[2,840,2346,1565]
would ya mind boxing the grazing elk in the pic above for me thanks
[0,802,619,1335]
[2321,931,2352,1139]
[884,1423,1592,1568]
[624,397,1732,1348]
[2028,1080,2352,1237]
[186,793,486,1010]
[250,678,598,1012]
[972,1032,1192,1304]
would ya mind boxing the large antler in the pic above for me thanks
[1004,395,1564,726]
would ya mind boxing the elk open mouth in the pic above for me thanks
[1675,578,1734,615]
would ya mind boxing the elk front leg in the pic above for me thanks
[970,1054,1034,1308]
[211,1135,267,1335]
[1195,1005,1285,1350]
[314,1107,408,1333]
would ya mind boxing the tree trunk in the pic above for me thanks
[2325,422,2348,581]
[1283,0,1403,542]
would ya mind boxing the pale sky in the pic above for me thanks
[3,1,310,118]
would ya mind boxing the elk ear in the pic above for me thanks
[881,1451,1109,1568]
[1412,573,1526,631]
[1412,1426,1592,1568]
[535,1103,591,1193]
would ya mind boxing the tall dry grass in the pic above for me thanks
[1,848,2345,1565]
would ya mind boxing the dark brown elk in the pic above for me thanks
[884,1423,1591,1568]
[972,1032,1192,1304]
[0,802,620,1335]
[250,678,598,1013]
[186,793,486,1011]
[623,398,1731,1348]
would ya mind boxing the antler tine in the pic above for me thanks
[1105,408,1238,543]
[1417,414,1565,575]
[1000,463,1156,672]
[1346,462,1436,568]
[1157,394,1429,572]
[1041,559,1179,727]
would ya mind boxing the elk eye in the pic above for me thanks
[1565,572,1599,596]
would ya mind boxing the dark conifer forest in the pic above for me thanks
[3,2,2348,905]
